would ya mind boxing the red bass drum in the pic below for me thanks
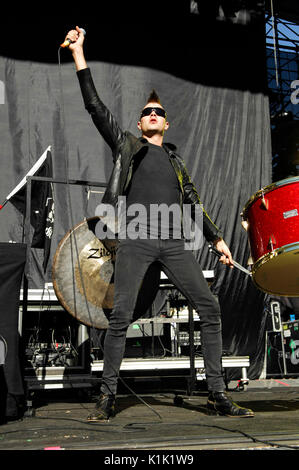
[242,177,299,296]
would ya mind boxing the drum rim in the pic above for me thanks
[241,176,299,218]
[251,241,299,297]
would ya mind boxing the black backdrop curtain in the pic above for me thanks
[0,5,271,379]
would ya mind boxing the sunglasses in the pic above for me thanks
[140,107,167,119]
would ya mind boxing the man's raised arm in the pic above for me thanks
[63,26,125,157]
[64,26,88,71]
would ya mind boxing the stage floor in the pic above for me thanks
[1,378,299,453]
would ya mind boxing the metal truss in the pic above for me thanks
[265,13,299,120]
[264,12,299,180]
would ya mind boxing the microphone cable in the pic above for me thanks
[57,42,162,421]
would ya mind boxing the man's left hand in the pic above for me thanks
[214,239,234,268]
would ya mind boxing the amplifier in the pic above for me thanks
[126,322,164,338]
[178,330,201,346]
[282,321,299,374]
[266,321,299,377]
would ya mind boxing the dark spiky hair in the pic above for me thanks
[146,89,161,105]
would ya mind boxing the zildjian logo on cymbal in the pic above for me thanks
[87,247,113,259]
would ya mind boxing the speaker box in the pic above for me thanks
[282,321,299,374]
[0,243,26,422]
[266,321,299,378]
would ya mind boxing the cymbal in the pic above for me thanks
[52,217,161,329]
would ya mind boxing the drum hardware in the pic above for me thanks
[241,176,299,296]
[261,192,269,210]
[283,209,298,219]
[241,219,249,231]
[268,235,277,251]
[208,245,251,276]
[247,255,253,265]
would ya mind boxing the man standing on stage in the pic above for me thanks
[63,26,254,419]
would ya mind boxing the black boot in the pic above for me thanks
[87,393,116,422]
[207,391,254,417]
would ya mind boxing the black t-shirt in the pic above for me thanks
[124,143,182,239]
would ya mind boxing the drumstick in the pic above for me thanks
[208,245,252,276]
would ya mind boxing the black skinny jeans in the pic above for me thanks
[100,238,225,395]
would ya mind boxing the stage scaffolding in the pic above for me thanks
[266,14,299,119]
[265,13,299,180]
